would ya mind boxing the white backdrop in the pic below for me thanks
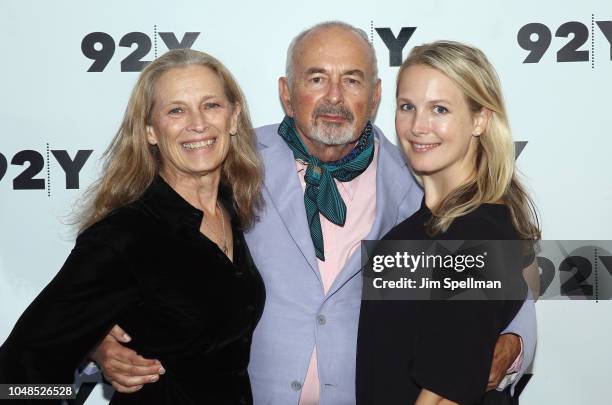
[1,0,611,404]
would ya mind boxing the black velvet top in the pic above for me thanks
[0,176,265,404]
[357,200,529,405]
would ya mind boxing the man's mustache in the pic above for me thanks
[313,105,354,122]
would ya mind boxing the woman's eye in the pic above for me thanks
[399,103,415,111]
[433,105,449,114]
[310,77,323,84]
[205,103,221,109]
[168,107,183,115]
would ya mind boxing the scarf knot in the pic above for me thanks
[278,115,375,261]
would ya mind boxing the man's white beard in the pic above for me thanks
[310,121,356,146]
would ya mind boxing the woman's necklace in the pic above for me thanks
[204,201,228,254]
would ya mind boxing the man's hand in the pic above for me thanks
[91,325,164,393]
[486,333,521,391]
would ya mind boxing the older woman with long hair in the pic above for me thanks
[357,41,540,405]
[0,49,264,404]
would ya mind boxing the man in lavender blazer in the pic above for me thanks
[244,22,535,405]
[91,21,535,405]
[245,122,422,405]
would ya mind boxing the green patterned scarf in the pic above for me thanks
[278,115,375,261]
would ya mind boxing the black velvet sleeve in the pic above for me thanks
[0,229,140,387]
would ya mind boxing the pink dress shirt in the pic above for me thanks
[296,145,378,405]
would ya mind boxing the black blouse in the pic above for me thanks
[357,200,529,405]
[0,176,265,404]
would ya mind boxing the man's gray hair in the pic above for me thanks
[285,21,379,86]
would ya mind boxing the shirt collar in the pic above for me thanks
[140,175,235,232]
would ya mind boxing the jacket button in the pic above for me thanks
[291,380,302,391]
[316,314,326,325]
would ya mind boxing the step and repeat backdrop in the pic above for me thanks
[1,0,611,404]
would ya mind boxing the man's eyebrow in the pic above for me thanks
[305,67,327,75]
[303,68,366,78]
[344,69,365,78]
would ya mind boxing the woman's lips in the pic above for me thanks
[411,142,440,152]
[181,138,217,150]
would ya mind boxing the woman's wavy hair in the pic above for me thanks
[397,41,540,240]
[78,49,263,231]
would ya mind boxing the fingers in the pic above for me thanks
[98,337,157,367]
[93,336,137,365]
[125,352,160,368]
[112,356,165,377]
[91,331,164,391]
[109,324,131,343]
[107,359,161,388]
[486,371,502,391]
[485,333,521,391]
[486,344,507,390]
[486,350,504,390]
[111,381,143,394]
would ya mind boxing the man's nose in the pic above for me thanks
[324,79,344,105]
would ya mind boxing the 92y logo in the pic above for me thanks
[518,20,612,63]
[81,31,200,72]
[536,242,612,301]
[375,27,417,66]
[0,149,92,190]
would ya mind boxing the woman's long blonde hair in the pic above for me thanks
[78,49,263,231]
[397,41,540,240]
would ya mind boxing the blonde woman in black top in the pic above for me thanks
[357,41,540,405]
[0,49,264,404]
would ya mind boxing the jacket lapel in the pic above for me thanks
[259,128,320,276]
[364,131,410,243]
[326,129,414,296]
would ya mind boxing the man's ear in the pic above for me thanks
[279,77,294,117]
[369,78,382,119]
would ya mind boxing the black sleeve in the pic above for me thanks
[0,230,140,387]
[411,214,527,404]
[410,300,509,404]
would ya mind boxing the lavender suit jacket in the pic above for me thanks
[245,123,536,405]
